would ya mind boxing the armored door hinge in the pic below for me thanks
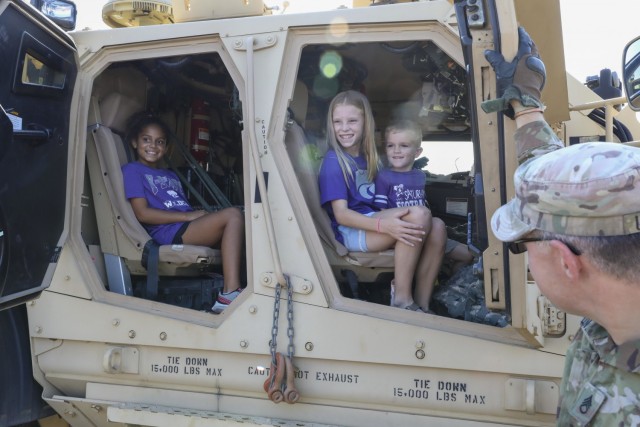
[260,272,312,295]
[537,296,566,337]
[232,35,277,51]
[463,0,485,29]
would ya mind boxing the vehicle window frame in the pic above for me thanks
[13,31,70,97]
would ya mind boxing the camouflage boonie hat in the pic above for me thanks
[491,142,640,242]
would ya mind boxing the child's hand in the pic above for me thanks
[379,209,425,246]
[185,210,207,221]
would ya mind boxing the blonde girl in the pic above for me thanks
[318,91,446,312]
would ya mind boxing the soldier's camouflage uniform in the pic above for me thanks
[493,120,640,425]
[557,318,640,426]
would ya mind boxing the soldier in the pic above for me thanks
[483,27,640,424]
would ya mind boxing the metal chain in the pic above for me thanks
[286,275,295,359]
[269,275,295,362]
[269,282,281,365]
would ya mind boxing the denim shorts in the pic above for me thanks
[337,212,375,252]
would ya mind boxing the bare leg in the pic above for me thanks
[414,217,446,310]
[367,206,431,307]
[448,243,473,274]
[181,207,245,292]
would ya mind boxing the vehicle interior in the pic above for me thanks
[287,39,490,319]
[84,51,244,309]
[80,36,501,323]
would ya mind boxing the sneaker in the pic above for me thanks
[389,279,396,306]
[403,303,425,313]
[211,288,243,313]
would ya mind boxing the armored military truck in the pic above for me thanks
[1,0,639,425]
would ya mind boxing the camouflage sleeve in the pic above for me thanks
[514,120,563,164]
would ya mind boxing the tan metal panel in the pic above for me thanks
[515,0,569,125]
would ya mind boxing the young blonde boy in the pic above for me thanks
[375,120,472,276]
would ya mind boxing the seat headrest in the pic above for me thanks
[100,93,144,134]
[290,80,308,126]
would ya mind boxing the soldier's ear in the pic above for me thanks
[550,240,582,281]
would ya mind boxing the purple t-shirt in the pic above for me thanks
[374,168,426,209]
[318,150,378,244]
[122,161,192,245]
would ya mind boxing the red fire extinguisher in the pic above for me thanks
[189,98,210,165]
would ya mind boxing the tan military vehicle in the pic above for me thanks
[1,0,639,426]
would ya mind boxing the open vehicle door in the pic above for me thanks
[455,0,571,348]
[0,0,77,309]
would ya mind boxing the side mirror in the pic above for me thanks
[29,0,77,31]
[623,36,640,111]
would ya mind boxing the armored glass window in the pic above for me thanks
[21,52,66,89]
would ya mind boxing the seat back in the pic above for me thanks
[86,89,220,279]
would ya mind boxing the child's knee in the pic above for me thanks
[229,207,244,227]
[430,218,447,247]
[406,205,431,227]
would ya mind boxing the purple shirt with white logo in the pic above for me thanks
[122,161,192,245]
[373,168,426,209]
[318,150,378,244]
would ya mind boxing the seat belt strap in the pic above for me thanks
[141,240,159,299]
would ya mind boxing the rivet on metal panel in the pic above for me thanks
[415,349,426,360]
[249,305,258,314]
[240,340,249,348]
[415,340,425,349]
[35,326,42,334]
[128,330,136,339]
[305,342,314,351]
[159,332,167,341]
[112,319,120,327]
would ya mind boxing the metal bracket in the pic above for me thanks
[232,35,277,51]
[103,346,140,374]
[465,0,485,29]
[538,296,566,337]
[260,272,313,295]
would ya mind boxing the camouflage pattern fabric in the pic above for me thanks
[514,120,563,163]
[492,120,640,242]
[557,318,640,425]
[431,266,508,327]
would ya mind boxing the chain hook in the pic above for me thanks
[265,275,299,403]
